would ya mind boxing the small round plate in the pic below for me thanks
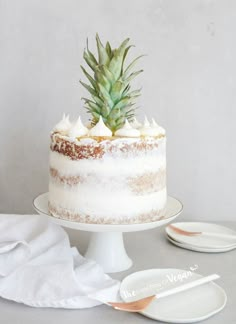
[33,193,183,233]
[166,222,236,249]
[166,235,236,253]
[120,269,227,323]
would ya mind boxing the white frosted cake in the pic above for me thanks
[48,35,167,224]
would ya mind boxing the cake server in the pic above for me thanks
[108,273,220,312]
[168,224,236,241]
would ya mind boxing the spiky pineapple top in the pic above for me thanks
[80,34,143,133]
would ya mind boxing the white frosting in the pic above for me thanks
[143,116,150,127]
[49,134,167,222]
[68,117,88,138]
[141,127,160,136]
[140,117,166,136]
[151,118,159,128]
[130,117,142,129]
[49,184,166,220]
[115,120,141,137]
[139,116,153,136]
[53,114,71,135]
[50,146,166,177]
[151,118,166,136]
[89,116,112,137]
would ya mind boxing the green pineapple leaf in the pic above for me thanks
[95,68,111,92]
[113,96,132,110]
[110,81,124,103]
[123,55,145,80]
[127,89,142,97]
[92,95,104,107]
[121,45,134,74]
[98,83,114,108]
[101,104,110,118]
[82,99,101,114]
[80,66,98,91]
[100,65,115,84]
[109,38,130,79]
[86,39,98,67]
[80,80,97,96]
[96,33,110,66]
[80,34,143,132]
[105,42,113,59]
[83,50,97,72]
[124,70,143,84]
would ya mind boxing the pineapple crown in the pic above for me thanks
[80,34,144,132]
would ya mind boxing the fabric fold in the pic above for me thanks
[0,214,120,308]
[0,240,31,277]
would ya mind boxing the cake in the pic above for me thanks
[48,35,167,224]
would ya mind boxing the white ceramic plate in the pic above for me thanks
[120,269,227,323]
[166,222,236,249]
[166,235,236,253]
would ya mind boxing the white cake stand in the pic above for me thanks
[33,193,183,273]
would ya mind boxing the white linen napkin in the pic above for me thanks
[0,214,120,308]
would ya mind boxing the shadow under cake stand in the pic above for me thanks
[33,193,183,273]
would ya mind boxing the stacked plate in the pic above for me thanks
[120,269,227,323]
[166,222,236,253]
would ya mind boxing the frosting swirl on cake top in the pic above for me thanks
[53,114,71,135]
[68,117,88,138]
[89,116,112,137]
[52,115,165,139]
[115,120,141,137]
[130,117,142,129]
[140,117,166,137]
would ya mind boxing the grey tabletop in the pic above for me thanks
[0,221,235,324]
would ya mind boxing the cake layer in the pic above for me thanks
[50,167,166,193]
[49,149,166,177]
[48,134,167,224]
[49,181,166,219]
[50,133,165,160]
[48,203,166,224]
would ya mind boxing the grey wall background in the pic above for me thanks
[0,0,235,220]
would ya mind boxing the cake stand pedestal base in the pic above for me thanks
[85,232,132,273]
[33,193,183,273]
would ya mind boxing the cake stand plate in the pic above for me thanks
[33,193,183,273]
